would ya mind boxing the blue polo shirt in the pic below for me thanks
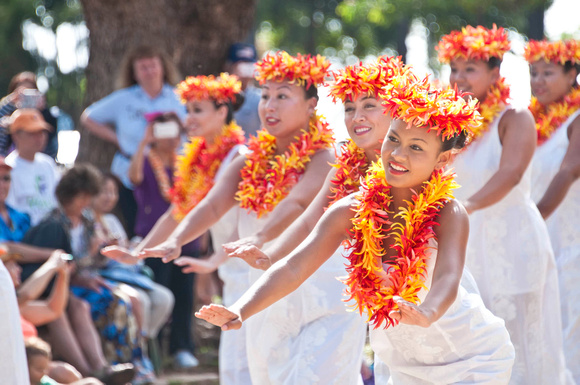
[85,83,186,188]
[0,205,31,242]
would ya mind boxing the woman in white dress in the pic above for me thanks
[437,25,571,384]
[102,73,250,382]
[224,57,412,384]
[197,75,515,385]
[526,39,580,383]
[131,52,338,384]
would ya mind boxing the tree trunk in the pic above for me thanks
[77,0,256,168]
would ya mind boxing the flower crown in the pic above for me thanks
[176,73,241,104]
[380,75,482,140]
[255,50,330,89]
[524,39,580,65]
[328,56,415,102]
[437,24,510,63]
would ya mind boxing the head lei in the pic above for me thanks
[254,50,330,90]
[380,75,482,140]
[524,39,580,65]
[176,73,241,104]
[436,24,510,64]
[328,56,416,103]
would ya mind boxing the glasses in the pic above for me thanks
[0,175,11,182]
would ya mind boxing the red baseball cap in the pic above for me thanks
[9,109,53,134]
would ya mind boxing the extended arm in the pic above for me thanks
[141,155,246,262]
[464,109,536,213]
[196,196,354,330]
[536,116,580,219]
[4,242,55,263]
[128,124,154,186]
[16,250,67,304]
[227,168,337,268]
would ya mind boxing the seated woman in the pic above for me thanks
[3,249,131,385]
[21,164,152,384]
[91,172,174,342]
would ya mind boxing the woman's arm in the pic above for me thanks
[536,116,580,219]
[16,250,67,304]
[463,109,536,213]
[196,196,354,330]
[20,262,70,326]
[227,167,338,269]
[80,112,119,147]
[128,124,154,186]
[4,242,54,263]
[141,155,246,262]
[391,199,469,326]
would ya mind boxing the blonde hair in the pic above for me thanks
[115,45,181,89]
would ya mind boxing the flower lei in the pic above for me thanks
[436,24,510,63]
[176,73,241,104]
[255,51,329,89]
[169,121,245,220]
[465,78,510,147]
[236,114,334,218]
[343,160,458,329]
[147,150,175,202]
[529,87,580,145]
[327,140,370,208]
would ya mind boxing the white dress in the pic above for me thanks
[239,210,367,385]
[209,144,253,385]
[370,238,515,385]
[531,110,580,384]
[452,108,571,384]
[0,261,30,384]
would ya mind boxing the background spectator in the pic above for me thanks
[81,45,185,238]
[6,109,60,225]
[225,43,261,138]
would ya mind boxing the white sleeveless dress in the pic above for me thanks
[452,108,571,384]
[239,210,367,385]
[370,239,515,384]
[531,109,580,384]
[0,261,29,384]
[209,144,253,385]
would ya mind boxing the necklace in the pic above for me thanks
[237,114,334,218]
[147,149,174,202]
[327,139,370,208]
[170,121,245,220]
[529,87,580,145]
[344,160,457,328]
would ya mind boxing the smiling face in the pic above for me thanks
[344,93,391,155]
[381,119,452,190]
[258,80,317,140]
[185,99,227,140]
[449,58,500,102]
[530,60,577,105]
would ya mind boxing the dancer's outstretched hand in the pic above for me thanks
[101,245,140,265]
[140,239,182,263]
[389,296,434,328]
[223,235,265,255]
[226,244,271,270]
[195,304,242,331]
[174,256,218,274]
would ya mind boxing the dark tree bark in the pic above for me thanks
[77,0,256,168]
[527,3,546,40]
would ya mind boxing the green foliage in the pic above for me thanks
[255,0,552,63]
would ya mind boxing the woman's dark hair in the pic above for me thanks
[563,61,580,88]
[486,57,502,70]
[56,164,102,206]
[101,171,122,191]
[213,91,245,124]
[441,130,468,152]
[305,85,319,100]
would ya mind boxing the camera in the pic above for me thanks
[19,89,43,109]
[153,121,180,139]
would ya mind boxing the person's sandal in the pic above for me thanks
[93,363,136,385]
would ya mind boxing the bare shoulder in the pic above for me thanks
[322,193,358,227]
[435,199,469,234]
[568,113,580,139]
[312,147,336,164]
[500,107,535,128]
